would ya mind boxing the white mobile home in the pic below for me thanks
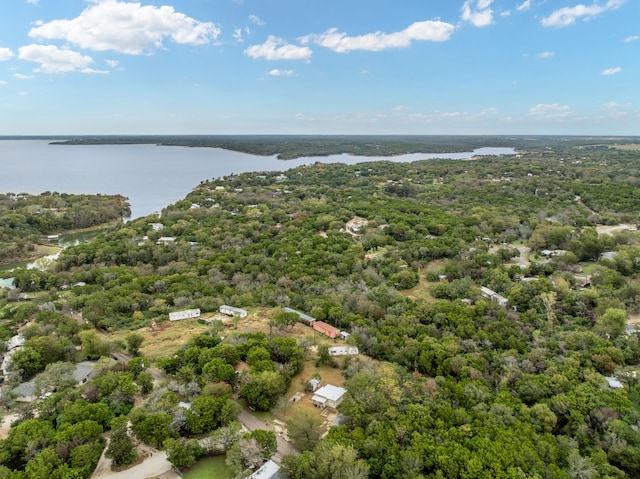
[169,309,201,321]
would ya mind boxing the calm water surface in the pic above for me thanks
[0,140,514,219]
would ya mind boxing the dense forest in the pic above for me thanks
[51,134,640,159]
[0,192,130,265]
[1,142,640,478]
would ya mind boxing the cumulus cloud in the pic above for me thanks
[13,73,35,79]
[601,66,621,75]
[461,0,494,27]
[0,47,14,61]
[528,103,571,119]
[536,51,555,58]
[267,69,294,76]
[0,80,6,85]
[28,0,220,55]
[105,59,119,68]
[249,14,265,26]
[517,0,531,11]
[302,20,455,53]
[244,36,312,60]
[18,44,95,73]
[541,0,624,28]
[623,35,639,42]
[233,28,243,43]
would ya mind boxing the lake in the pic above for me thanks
[0,140,514,219]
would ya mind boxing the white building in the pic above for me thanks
[169,309,201,321]
[328,346,359,357]
[605,376,624,389]
[312,384,347,409]
[480,286,508,307]
[248,460,281,479]
[220,305,248,318]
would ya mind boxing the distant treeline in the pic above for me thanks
[49,135,640,160]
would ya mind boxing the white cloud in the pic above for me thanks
[233,28,243,43]
[105,59,119,68]
[302,20,455,53]
[82,68,109,74]
[603,101,631,108]
[249,14,265,26]
[18,91,28,96]
[393,105,408,111]
[461,0,494,27]
[536,51,555,58]
[541,0,624,28]
[26,0,39,4]
[28,0,220,55]
[267,69,294,76]
[601,66,621,75]
[517,0,531,11]
[244,36,312,60]
[0,80,7,85]
[528,103,571,120]
[295,113,314,121]
[13,73,36,79]
[623,35,639,43]
[18,44,94,73]
[0,47,14,61]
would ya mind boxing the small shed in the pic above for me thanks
[307,378,321,392]
[219,305,248,318]
[340,331,350,340]
[312,384,347,409]
[605,376,624,389]
[313,321,340,339]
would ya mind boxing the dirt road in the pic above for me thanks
[238,409,299,463]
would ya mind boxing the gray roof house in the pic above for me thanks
[12,380,37,403]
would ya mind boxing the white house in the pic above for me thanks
[220,305,248,318]
[156,236,176,245]
[312,384,347,409]
[12,380,37,403]
[339,331,351,340]
[169,309,201,321]
[5,334,25,351]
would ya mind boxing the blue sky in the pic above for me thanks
[0,0,638,135]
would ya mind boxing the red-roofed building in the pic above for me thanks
[313,321,340,339]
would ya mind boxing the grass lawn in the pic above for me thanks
[399,274,437,302]
[183,455,233,479]
[110,319,212,360]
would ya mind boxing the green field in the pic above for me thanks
[183,455,233,479]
